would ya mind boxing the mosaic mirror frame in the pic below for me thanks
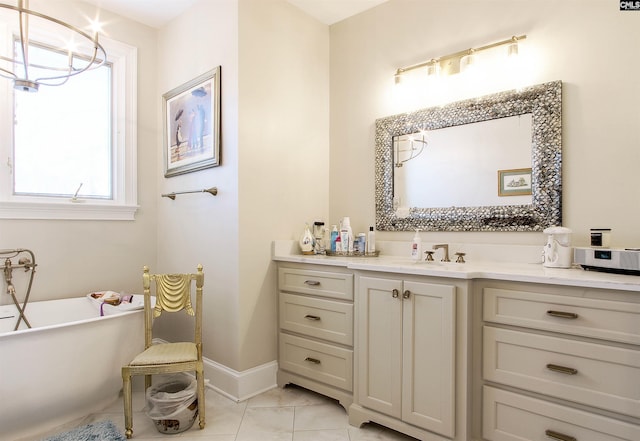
[375,80,562,232]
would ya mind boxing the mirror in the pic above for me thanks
[375,81,562,231]
[394,114,533,208]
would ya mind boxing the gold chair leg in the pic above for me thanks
[197,369,206,429]
[144,374,152,391]
[122,370,133,439]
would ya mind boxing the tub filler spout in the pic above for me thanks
[1,249,37,330]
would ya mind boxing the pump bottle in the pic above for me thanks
[411,229,422,261]
[367,226,376,254]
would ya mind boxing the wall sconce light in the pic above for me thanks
[459,49,477,73]
[426,59,439,77]
[394,35,526,82]
[507,36,519,57]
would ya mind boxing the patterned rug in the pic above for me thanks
[41,420,126,441]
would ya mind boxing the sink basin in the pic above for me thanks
[418,260,463,268]
[388,259,464,269]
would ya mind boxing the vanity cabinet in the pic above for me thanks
[479,281,640,441]
[277,264,354,409]
[350,274,457,440]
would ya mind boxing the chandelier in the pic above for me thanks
[0,0,106,92]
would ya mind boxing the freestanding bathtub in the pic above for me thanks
[0,296,145,440]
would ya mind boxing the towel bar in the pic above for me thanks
[162,187,218,200]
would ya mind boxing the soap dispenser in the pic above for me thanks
[299,223,315,255]
[411,229,422,261]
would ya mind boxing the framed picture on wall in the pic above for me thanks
[498,168,532,196]
[163,66,221,177]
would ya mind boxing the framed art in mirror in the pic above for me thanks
[498,168,532,197]
[163,67,221,177]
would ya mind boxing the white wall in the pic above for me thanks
[0,0,158,302]
[330,0,640,248]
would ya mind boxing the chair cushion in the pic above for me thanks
[130,342,197,365]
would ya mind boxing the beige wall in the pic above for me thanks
[156,0,329,372]
[155,0,241,369]
[0,0,158,302]
[238,0,329,369]
[330,0,640,248]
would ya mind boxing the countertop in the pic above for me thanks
[273,241,640,292]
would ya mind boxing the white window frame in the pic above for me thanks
[0,22,138,221]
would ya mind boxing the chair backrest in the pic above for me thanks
[142,265,204,350]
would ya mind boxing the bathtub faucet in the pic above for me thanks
[1,249,37,330]
[4,258,13,291]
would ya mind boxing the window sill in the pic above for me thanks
[0,201,139,221]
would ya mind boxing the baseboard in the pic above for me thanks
[151,338,278,402]
[203,357,278,402]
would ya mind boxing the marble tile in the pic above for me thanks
[294,403,349,431]
[247,384,334,408]
[293,429,350,441]
[237,406,295,434]
[27,385,419,441]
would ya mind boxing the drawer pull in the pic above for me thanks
[304,314,321,321]
[547,310,578,319]
[546,364,578,375]
[403,290,411,299]
[304,280,321,286]
[545,429,577,441]
[304,357,321,364]
[392,289,399,298]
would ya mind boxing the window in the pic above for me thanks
[0,32,138,220]
[14,43,112,199]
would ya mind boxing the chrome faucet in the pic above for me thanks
[433,244,450,262]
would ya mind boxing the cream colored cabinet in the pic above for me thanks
[350,275,456,439]
[480,281,640,441]
[277,264,354,409]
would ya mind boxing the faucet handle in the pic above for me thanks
[424,250,435,261]
[455,252,466,263]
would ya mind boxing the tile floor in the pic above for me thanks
[22,384,420,441]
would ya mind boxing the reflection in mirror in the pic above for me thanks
[376,81,562,232]
[393,114,532,208]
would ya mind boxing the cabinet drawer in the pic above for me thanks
[279,333,353,391]
[279,293,353,345]
[483,386,640,441]
[279,268,353,300]
[484,327,640,418]
[483,287,640,344]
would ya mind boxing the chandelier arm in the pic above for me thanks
[0,2,108,90]
[0,67,18,80]
[17,1,29,81]
[35,45,106,84]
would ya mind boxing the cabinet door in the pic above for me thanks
[357,276,403,418]
[402,281,456,437]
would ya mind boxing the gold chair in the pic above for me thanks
[121,265,205,439]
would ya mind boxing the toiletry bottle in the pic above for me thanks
[411,229,422,260]
[299,223,315,255]
[313,221,325,254]
[335,233,342,252]
[330,225,339,252]
[341,217,354,253]
[357,233,366,255]
[367,226,376,254]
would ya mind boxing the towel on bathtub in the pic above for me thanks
[87,291,144,316]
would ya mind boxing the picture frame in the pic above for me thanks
[163,67,221,177]
[498,168,532,196]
